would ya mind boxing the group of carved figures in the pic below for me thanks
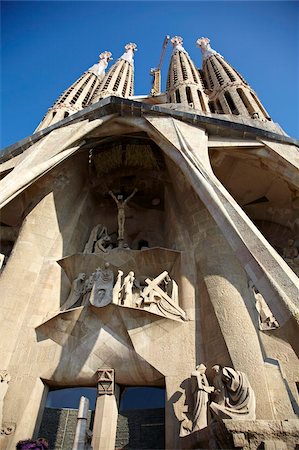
[83,189,138,252]
[178,364,256,437]
[62,265,186,321]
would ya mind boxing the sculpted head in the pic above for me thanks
[212,364,222,374]
[79,273,86,280]
[196,363,206,373]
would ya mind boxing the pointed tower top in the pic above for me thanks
[196,37,221,60]
[171,36,187,54]
[87,51,113,77]
[120,43,137,65]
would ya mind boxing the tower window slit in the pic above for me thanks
[175,89,181,103]
[197,91,206,112]
[224,91,239,115]
[205,62,214,89]
[216,56,236,82]
[179,54,188,81]
[237,88,254,114]
[209,101,216,113]
[188,60,198,83]
[215,99,224,113]
[186,86,193,104]
[82,78,97,106]
[113,64,125,91]
[199,69,208,89]
[210,58,224,85]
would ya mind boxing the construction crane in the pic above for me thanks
[150,35,170,96]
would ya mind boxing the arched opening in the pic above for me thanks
[175,89,181,103]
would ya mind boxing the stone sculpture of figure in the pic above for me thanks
[191,364,215,431]
[112,270,123,304]
[210,365,256,420]
[89,263,114,307]
[81,272,96,306]
[94,234,112,254]
[109,189,138,244]
[120,271,135,306]
[83,224,110,254]
[61,272,86,310]
[138,271,186,321]
[249,282,279,330]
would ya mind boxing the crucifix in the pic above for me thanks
[109,188,137,247]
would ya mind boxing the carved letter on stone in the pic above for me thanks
[210,365,256,420]
[89,263,114,307]
[97,369,114,395]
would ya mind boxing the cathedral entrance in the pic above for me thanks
[116,387,165,450]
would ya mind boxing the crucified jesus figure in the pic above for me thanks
[109,188,138,244]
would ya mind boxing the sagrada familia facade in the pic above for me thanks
[0,36,298,449]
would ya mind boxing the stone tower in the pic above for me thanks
[0,36,298,450]
[36,51,112,131]
[91,43,137,102]
[166,36,209,111]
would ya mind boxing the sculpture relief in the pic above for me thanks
[61,272,86,310]
[89,263,114,307]
[60,267,186,320]
[209,365,256,420]
[249,282,279,331]
[109,189,138,246]
[137,271,186,321]
[175,364,256,437]
[84,225,112,254]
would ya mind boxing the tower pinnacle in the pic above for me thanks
[120,43,137,65]
[196,37,220,60]
[197,37,271,121]
[166,35,210,112]
[170,36,187,54]
[88,51,113,78]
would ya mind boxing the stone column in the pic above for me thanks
[72,396,89,450]
[92,369,119,450]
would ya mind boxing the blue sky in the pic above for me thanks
[1,1,298,148]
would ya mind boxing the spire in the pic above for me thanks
[196,37,220,60]
[87,51,113,77]
[91,43,137,103]
[35,51,112,132]
[166,36,210,113]
[196,37,271,121]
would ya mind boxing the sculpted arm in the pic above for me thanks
[123,188,138,205]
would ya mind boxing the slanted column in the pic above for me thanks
[72,396,89,450]
[92,369,119,450]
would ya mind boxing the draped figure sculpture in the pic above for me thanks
[61,272,86,310]
[210,365,256,420]
[192,364,215,431]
